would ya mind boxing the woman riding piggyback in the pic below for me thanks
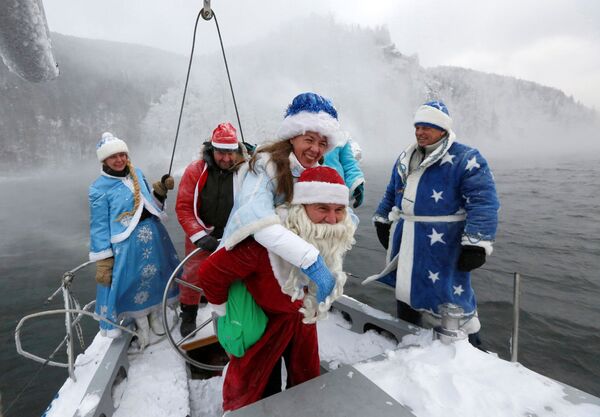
[220,92,350,309]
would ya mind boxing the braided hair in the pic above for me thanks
[115,160,141,222]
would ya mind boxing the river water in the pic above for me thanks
[1,156,599,416]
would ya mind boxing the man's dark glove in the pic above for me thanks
[194,235,219,252]
[243,142,257,155]
[352,183,365,209]
[374,221,391,250]
[457,245,486,272]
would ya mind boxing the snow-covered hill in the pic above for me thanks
[1,15,597,170]
[141,15,599,168]
[0,33,185,169]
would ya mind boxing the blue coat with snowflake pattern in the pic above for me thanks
[373,134,499,316]
[89,168,179,334]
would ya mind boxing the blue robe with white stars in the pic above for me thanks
[373,133,499,316]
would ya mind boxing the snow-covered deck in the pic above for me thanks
[44,298,600,417]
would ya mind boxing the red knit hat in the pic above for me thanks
[292,166,349,206]
[211,122,239,150]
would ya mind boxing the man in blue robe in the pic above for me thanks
[369,101,499,347]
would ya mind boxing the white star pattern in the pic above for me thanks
[453,285,464,296]
[440,153,455,166]
[428,270,440,283]
[431,189,443,203]
[465,156,481,171]
[427,228,445,245]
[142,248,152,260]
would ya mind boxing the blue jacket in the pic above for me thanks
[323,141,364,195]
[88,168,166,261]
[221,152,306,249]
[373,134,499,316]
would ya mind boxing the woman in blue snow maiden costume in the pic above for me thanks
[89,132,179,348]
[220,92,350,313]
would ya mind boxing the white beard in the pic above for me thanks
[280,204,356,323]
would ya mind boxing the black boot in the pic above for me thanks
[179,303,198,338]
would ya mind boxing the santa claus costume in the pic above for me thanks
[196,166,356,411]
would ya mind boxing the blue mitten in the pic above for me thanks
[301,255,336,303]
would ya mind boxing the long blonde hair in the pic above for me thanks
[115,160,141,222]
[249,140,294,203]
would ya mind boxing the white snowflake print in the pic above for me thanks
[99,305,108,316]
[142,264,158,278]
[137,225,153,243]
[134,291,150,305]
[142,248,152,260]
[119,215,132,227]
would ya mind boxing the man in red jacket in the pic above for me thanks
[195,166,356,412]
[175,122,248,337]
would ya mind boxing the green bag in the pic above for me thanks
[217,281,268,358]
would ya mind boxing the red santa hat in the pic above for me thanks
[211,122,239,150]
[292,166,349,206]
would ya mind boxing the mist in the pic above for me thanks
[1,15,599,174]
[137,15,600,170]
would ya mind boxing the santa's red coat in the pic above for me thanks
[195,239,320,411]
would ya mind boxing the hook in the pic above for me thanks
[202,0,213,20]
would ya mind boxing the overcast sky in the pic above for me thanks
[44,0,600,110]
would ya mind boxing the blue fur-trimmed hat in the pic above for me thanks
[414,101,453,132]
[276,92,345,152]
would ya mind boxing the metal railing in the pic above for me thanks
[511,272,521,362]
[14,254,525,384]
[348,264,523,362]
[14,261,140,381]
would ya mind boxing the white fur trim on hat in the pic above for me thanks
[277,111,345,152]
[96,133,129,162]
[292,182,349,206]
[211,140,239,150]
[414,105,453,132]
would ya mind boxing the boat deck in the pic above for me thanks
[43,296,600,417]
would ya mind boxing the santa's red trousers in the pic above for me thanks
[195,239,321,411]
